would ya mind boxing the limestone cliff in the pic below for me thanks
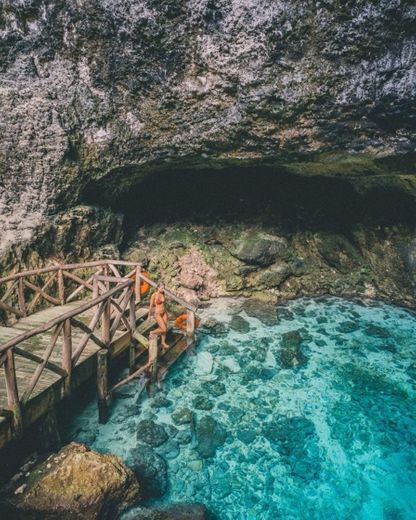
[0,0,415,254]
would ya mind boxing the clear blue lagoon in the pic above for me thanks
[64,297,416,520]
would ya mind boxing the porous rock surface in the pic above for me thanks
[0,0,415,253]
[7,442,140,519]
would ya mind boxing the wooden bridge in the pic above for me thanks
[0,260,197,450]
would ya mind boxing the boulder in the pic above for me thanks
[127,445,167,499]
[227,232,290,267]
[10,442,139,520]
[196,416,227,459]
[316,232,362,273]
[136,420,168,447]
[150,396,173,409]
[255,263,291,288]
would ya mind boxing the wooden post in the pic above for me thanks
[18,277,26,316]
[36,408,61,453]
[129,343,136,375]
[128,286,136,375]
[58,269,65,304]
[101,300,111,346]
[148,335,158,396]
[62,319,72,396]
[186,310,195,349]
[135,265,141,302]
[129,287,136,335]
[93,277,99,299]
[4,349,23,436]
[103,264,110,291]
[97,350,109,424]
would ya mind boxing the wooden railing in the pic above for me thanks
[0,260,197,432]
[0,260,196,324]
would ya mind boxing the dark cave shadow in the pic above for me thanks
[84,167,416,239]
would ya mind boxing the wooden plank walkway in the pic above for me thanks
[0,260,197,451]
[0,300,148,448]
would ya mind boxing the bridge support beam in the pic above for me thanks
[186,310,196,354]
[97,350,109,424]
[147,336,158,397]
[62,319,72,397]
[4,350,23,437]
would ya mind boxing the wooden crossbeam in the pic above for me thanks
[23,279,60,306]
[72,302,106,365]
[70,317,106,349]
[21,322,63,405]
[62,270,94,291]
[0,280,18,303]
[27,272,57,314]
[108,263,122,278]
[0,300,24,318]
[13,346,67,377]
[109,290,131,336]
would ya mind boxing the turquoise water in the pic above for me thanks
[65,297,416,520]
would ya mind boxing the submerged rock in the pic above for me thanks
[127,445,168,499]
[195,416,227,459]
[156,440,180,461]
[241,300,278,326]
[176,430,193,445]
[280,330,308,368]
[192,395,214,411]
[263,417,321,479]
[136,420,168,447]
[220,357,241,373]
[10,442,139,519]
[128,503,208,519]
[171,408,194,426]
[237,429,257,445]
[202,380,226,397]
[365,323,391,339]
[229,315,251,333]
[195,352,214,375]
[337,321,360,334]
[200,318,227,336]
[150,396,173,409]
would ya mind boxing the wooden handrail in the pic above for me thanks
[0,280,132,354]
[0,259,197,314]
[0,260,144,283]
[128,271,198,312]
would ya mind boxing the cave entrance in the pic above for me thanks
[83,166,416,242]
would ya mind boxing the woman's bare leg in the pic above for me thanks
[151,313,168,349]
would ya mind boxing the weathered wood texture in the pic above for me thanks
[0,260,198,450]
[0,299,147,448]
